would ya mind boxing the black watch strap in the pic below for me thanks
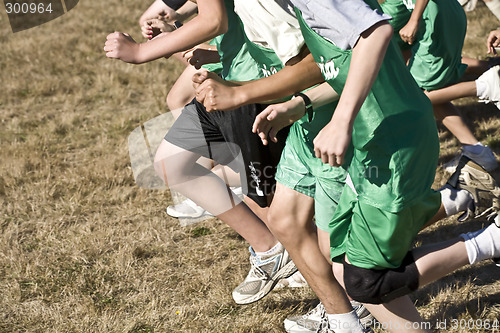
[294,92,313,122]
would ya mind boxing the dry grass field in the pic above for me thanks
[1,1,500,332]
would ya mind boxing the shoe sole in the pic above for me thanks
[447,156,500,220]
[166,207,214,218]
[283,305,375,333]
[233,260,298,305]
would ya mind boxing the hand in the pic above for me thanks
[141,18,175,39]
[139,2,178,32]
[487,29,500,55]
[399,20,419,45]
[313,117,352,167]
[193,69,241,111]
[104,32,141,64]
[183,44,221,69]
[252,99,305,145]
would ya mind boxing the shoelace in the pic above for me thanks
[304,303,324,319]
[249,255,271,281]
[316,306,330,333]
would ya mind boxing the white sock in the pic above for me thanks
[476,79,487,99]
[463,142,484,155]
[440,184,474,217]
[486,0,500,22]
[460,220,500,264]
[326,310,364,333]
[255,242,282,256]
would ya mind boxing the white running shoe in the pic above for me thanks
[477,65,500,109]
[492,214,500,267]
[284,301,375,333]
[442,146,498,174]
[166,187,243,218]
[166,198,213,218]
[275,271,308,289]
[232,243,297,305]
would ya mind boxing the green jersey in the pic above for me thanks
[295,0,439,213]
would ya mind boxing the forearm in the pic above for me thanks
[408,0,428,24]
[136,0,226,63]
[140,0,170,26]
[175,1,198,21]
[333,22,392,126]
[303,82,339,109]
[232,53,324,106]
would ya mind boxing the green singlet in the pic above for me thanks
[240,18,349,231]
[295,0,441,269]
[380,0,468,90]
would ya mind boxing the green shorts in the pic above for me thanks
[275,122,347,231]
[380,0,412,51]
[329,185,441,270]
[408,0,467,90]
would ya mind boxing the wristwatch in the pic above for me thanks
[294,92,313,122]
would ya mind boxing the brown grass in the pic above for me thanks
[1,1,500,332]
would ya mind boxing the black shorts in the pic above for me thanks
[164,99,289,207]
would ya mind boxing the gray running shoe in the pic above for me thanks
[446,156,500,221]
[284,301,375,333]
[442,146,498,174]
[232,243,297,305]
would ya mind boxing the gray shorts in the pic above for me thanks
[165,99,289,207]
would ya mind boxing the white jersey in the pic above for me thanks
[234,0,305,65]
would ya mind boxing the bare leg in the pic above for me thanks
[244,195,269,224]
[413,238,469,287]
[365,298,431,333]
[333,263,430,332]
[166,65,199,111]
[462,57,491,77]
[268,183,352,314]
[167,66,243,189]
[211,163,241,187]
[318,227,333,263]
[424,82,476,105]
[421,203,447,230]
[155,139,277,252]
[432,102,478,145]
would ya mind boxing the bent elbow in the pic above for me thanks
[210,16,228,37]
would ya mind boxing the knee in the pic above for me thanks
[166,90,192,111]
[153,143,170,185]
[317,229,332,263]
[153,141,186,186]
[343,263,387,304]
[166,92,179,111]
[266,208,297,240]
[343,255,419,304]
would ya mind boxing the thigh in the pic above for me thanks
[269,182,315,231]
[164,101,240,167]
[167,65,200,111]
[154,138,204,185]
